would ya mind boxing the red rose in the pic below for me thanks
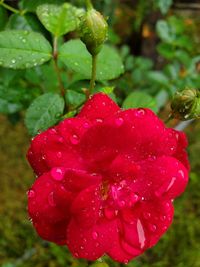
[27,93,189,263]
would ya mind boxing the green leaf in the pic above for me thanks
[0,6,8,30]
[20,0,65,12]
[156,0,172,14]
[36,3,79,37]
[6,13,47,33]
[122,92,158,113]
[157,43,174,59]
[25,93,65,136]
[0,30,52,69]
[147,71,169,86]
[0,85,24,114]
[65,90,86,109]
[156,20,174,43]
[59,39,124,81]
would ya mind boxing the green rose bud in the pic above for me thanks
[80,8,108,55]
[171,89,200,120]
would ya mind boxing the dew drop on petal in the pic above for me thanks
[135,108,146,117]
[48,192,56,207]
[149,223,157,232]
[27,189,35,198]
[143,212,151,219]
[115,117,124,127]
[92,231,98,240]
[178,169,185,178]
[96,118,103,123]
[51,167,65,181]
[74,252,79,257]
[160,215,166,221]
[70,134,79,145]
[57,151,62,158]
[83,122,90,129]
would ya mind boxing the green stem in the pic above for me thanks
[86,0,93,10]
[53,37,65,97]
[88,54,97,96]
[0,1,20,14]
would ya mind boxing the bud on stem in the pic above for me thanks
[80,6,108,56]
[171,89,200,120]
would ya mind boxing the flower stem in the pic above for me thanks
[0,0,21,14]
[88,54,97,96]
[53,37,65,97]
[86,0,93,10]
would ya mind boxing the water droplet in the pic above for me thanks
[96,118,103,123]
[57,151,62,158]
[124,259,129,264]
[80,245,84,250]
[135,108,146,117]
[27,189,35,198]
[11,59,16,64]
[70,134,79,145]
[149,224,157,232]
[115,117,124,127]
[92,231,98,240]
[83,122,90,129]
[51,167,65,181]
[22,38,26,43]
[143,212,151,219]
[74,252,79,257]
[118,200,126,207]
[178,169,184,178]
[48,192,56,207]
[160,215,166,221]
[95,242,100,247]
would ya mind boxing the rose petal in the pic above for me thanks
[71,185,102,227]
[78,93,120,123]
[27,118,92,176]
[133,156,189,200]
[28,171,72,243]
[67,218,132,262]
[121,199,174,249]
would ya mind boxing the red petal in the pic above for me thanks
[121,199,174,249]
[28,171,72,244]
[78,93,120,123]
[171,130,190,170]
[27,118,92,176]
[133,156,189,200]
[67,218,132,262]
[71,185,102,227]
[79,108,186,173]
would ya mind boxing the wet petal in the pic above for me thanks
[121,199,174,250]
[67,218,118,261]
[28,171,72,244]
[71,185,102,227]
[27,118,92,176]
[78,93,120,123]
[133,156,189,200]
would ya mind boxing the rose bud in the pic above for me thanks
[171,89,200,120]
[79,8,108,55]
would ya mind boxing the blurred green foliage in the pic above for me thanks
[0,0,200,266]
